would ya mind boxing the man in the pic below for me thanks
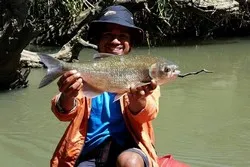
[50,5,160,167]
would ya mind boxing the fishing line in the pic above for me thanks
[177,69,213,78]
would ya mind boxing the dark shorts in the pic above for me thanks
[77,147,149,167]
[124,147,150,167]
[75,137,149,167]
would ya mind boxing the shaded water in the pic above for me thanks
[1,38,250,166]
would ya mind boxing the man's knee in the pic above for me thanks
[116,151,144,167]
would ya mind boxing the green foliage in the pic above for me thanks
[8,0,249,46]
[135,0,250,46]
[62,0,84,20]
[156,0,171,20]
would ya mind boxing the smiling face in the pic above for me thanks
[98,23,132,55]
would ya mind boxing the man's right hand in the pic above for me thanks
[57,70,83,112]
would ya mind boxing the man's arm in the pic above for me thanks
[50,70,83,121]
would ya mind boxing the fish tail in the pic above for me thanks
[38,54,64,88]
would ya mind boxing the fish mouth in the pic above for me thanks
[172,69,180,75]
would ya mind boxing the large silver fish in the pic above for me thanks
[38,53,180,99]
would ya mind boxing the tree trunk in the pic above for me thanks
[0,0,34,90]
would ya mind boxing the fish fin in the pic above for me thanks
[112,82,151,102]
[134,82,151,88]
[93,53,116,60]
[114,93,126,102]
[38,54,64,88]
[83,90,103,98]
[82,82,103,98]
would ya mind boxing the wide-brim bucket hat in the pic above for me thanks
[87,5,144,44]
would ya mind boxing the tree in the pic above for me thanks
[0,0,34,90]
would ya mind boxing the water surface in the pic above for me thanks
[1,38,250,167]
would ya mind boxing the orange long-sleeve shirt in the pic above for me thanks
[50,87,160,167]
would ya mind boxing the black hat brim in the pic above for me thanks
[87,21,144,45]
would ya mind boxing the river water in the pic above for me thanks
[1,38,250,167]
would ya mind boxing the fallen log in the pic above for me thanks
[20,38,97,68]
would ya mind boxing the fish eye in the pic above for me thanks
[164,67,170,73]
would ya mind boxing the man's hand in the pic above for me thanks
[57,70,83,112]
[128,80,157,114]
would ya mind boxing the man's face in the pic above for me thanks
[98,24,131,55]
